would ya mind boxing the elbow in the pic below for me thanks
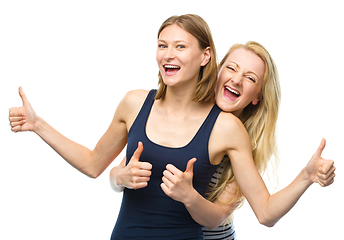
[83,162,104,178]
[204,214,230,230]
[86,168,102,179]
[257,207,278,227]
[261,221,275,228]
[258,217,276,228]
[204,223,219,230]
[88,173,100,179]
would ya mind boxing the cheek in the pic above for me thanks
[216,73,226,89]
[215,80,222,99]
[156,51,162,62]
[187,51,204,69]
[244,85,260,102]
[215,87,221,101]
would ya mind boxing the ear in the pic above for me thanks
[252,94,260,105]
[201,47,211,67]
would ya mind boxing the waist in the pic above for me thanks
[124,185,198,224]
[113,188,203,239]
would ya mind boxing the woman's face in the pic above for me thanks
[156,24,210,89]
[216,48,265,117]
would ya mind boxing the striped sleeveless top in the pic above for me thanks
[202,162,237,240]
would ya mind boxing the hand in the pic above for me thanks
[116,142,152,190]
[9,86,37,132]
[215,180,243,209]
[161,158,197,204]
[305,138,336,187]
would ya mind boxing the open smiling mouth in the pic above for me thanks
[164,64,181,75]
[224,86,241,101]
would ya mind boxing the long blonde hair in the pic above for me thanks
[155,14,218,103]
[207,41,281,207]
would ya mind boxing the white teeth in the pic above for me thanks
[164,65,180,69]
[226,86,240,95]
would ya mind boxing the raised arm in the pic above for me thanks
[9,87,134,178]
[161,114,335,229]
[224,119,335,227]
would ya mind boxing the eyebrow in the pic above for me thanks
[228,60,261,80]
[158,39,189,45]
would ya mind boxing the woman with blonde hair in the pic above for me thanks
[112,41,336,239]
[207,40,282,212]
[204,41,282,239]
[164,41,335,239]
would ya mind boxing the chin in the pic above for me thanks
[217,99,242,116]
[216,99,232,112]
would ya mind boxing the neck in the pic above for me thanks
[158,73,213,113]
[158,83,213,116]
[163,87,195,112]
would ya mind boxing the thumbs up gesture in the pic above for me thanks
[305,138,336,187]
[116,142,152,190]
[161,158,197,203]
[9,87,37,132]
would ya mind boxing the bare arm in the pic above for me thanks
[161,114,335,228]
[160,157,241,229]
[9,87,135,178]
[224,119,335,227]
[184,182,241,229]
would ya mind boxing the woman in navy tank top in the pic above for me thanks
[9,14,222,239]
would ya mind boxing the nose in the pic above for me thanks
[231,73,243,85]
[164,47,176,61]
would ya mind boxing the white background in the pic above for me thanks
[1,0,343,239]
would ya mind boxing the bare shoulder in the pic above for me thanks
[124,89,150,101]
[216,111,246,134]
[115,89,150,130]
[117,89,149,115]
[122,89,150,108]
[212,111,250,150]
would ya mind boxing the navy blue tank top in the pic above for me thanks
[111,90,221,240]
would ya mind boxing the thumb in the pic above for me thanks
[120,155,127,167]
[313,138,326,159]
[131,141,144,162]
[185,158,197,174]
[19,86,30,107]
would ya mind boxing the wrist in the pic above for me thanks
[110,167,125,192]
[111,181,125,192]
[301,167,314,187]
[184,188,199,208]
[115,173,125,188]
[33,116,44,134]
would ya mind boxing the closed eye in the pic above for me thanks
[227,66,236,71]
[246,76,256,83]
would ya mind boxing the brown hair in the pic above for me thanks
[155,14,218,102]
